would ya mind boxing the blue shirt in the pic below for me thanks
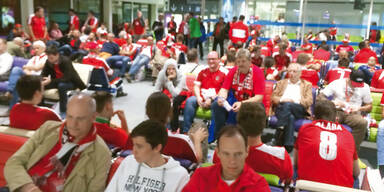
[358,65,381,84]
[100,41,120,55]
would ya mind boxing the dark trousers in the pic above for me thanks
[198,41,204,59]
[46,82,74,113]
[213,37,224,57]
[275,102,307,146]
[170,95,187,132]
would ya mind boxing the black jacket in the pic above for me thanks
[213,22,226,40]
[41,56,86,90]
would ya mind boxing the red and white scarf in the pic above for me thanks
[28,122,97,192]
[232,67,254,101]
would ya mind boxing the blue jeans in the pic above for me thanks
[45,82,74,113]
[106,55,130,77]
[128,54,150,77]
[275,102,307,146]
[189,38,199,49]
[378,120,384,166]
[7,67,24,109]
[183,96,199,133]
[211,99,228,139]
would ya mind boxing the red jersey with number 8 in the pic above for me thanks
[295,120,357,187]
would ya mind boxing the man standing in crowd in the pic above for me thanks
[212,17,226,58]
[318,70,372,152]
[28,6,48,41]
[83,10,98,33]
[168,16,177,36]
[5,93,111,192]
[42,45,86,117]
[68,9,80,31]
[132,11,145,42]
[182,51,228,133]
[10,75,61,130]
[271,63,313,152]
[229,15,249,46]
[188,12,201,49]
[294,99,360,187]
[182,125,270,191]
[152,14,164,42]
[213,49,265,139]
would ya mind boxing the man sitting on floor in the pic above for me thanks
[182,125,270,191]
[294,99,360,187]
[10,75,61,130]
[92,91,130,149]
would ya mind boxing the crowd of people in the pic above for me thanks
[0,5,384,192]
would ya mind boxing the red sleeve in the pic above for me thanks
[196,70,204,83]
[228,26,233,42]
[46,111,61,122]
[282,151,294,181]
[324,71,330,83]
[371,70,379,88]
[221,67,237,90]
[349,46,354,52]
[252,66,266,95]
[335,46,340,53]
[245,177,271,192]
[380,93,384,105]
[182,168,201,192]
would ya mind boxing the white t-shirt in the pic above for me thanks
[0,52,13,75]
[105,155,189,192]
[280,80,301,104]
[25,53,47,75]
[321,78,372,110]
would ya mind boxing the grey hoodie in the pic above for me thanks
[154,59,187,98]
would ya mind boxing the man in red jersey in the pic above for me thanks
[213,102,293,187]
[68,9,80,31]
[10,75,61,130]
[228,15,249,45]
[28,6,47,41]
[335,39,354,55]
[294,99,360,187]
[182,125,270,192]
[132,11,145,42]
[83,10,98,33]
[354,41,378,63]
[92,91,129,149]
[325,58,351,84]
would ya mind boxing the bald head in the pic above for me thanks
[66,93,96,142]
[207,51,219,59]
[67,93,96,114]
[339,50,348,59]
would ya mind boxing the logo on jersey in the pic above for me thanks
[315,121,342,131]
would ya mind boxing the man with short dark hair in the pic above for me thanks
[83,10,98,33]
[152,14,164,41]
[294,99,360,187]
[68,9,80,31]
[213,17,226,57]
[229,15,249,45]
[28,6,48,41]
[10,75,61,130]
[354,41,378,63]
[5,93,111,192]
[324,58,351,84]
[42,45,86,115]
[106,120,189,192]
[183,125,270,191]
[92,91,129,148]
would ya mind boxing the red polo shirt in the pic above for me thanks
[28,14,46,39]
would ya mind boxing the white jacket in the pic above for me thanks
[105,155,189,192]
